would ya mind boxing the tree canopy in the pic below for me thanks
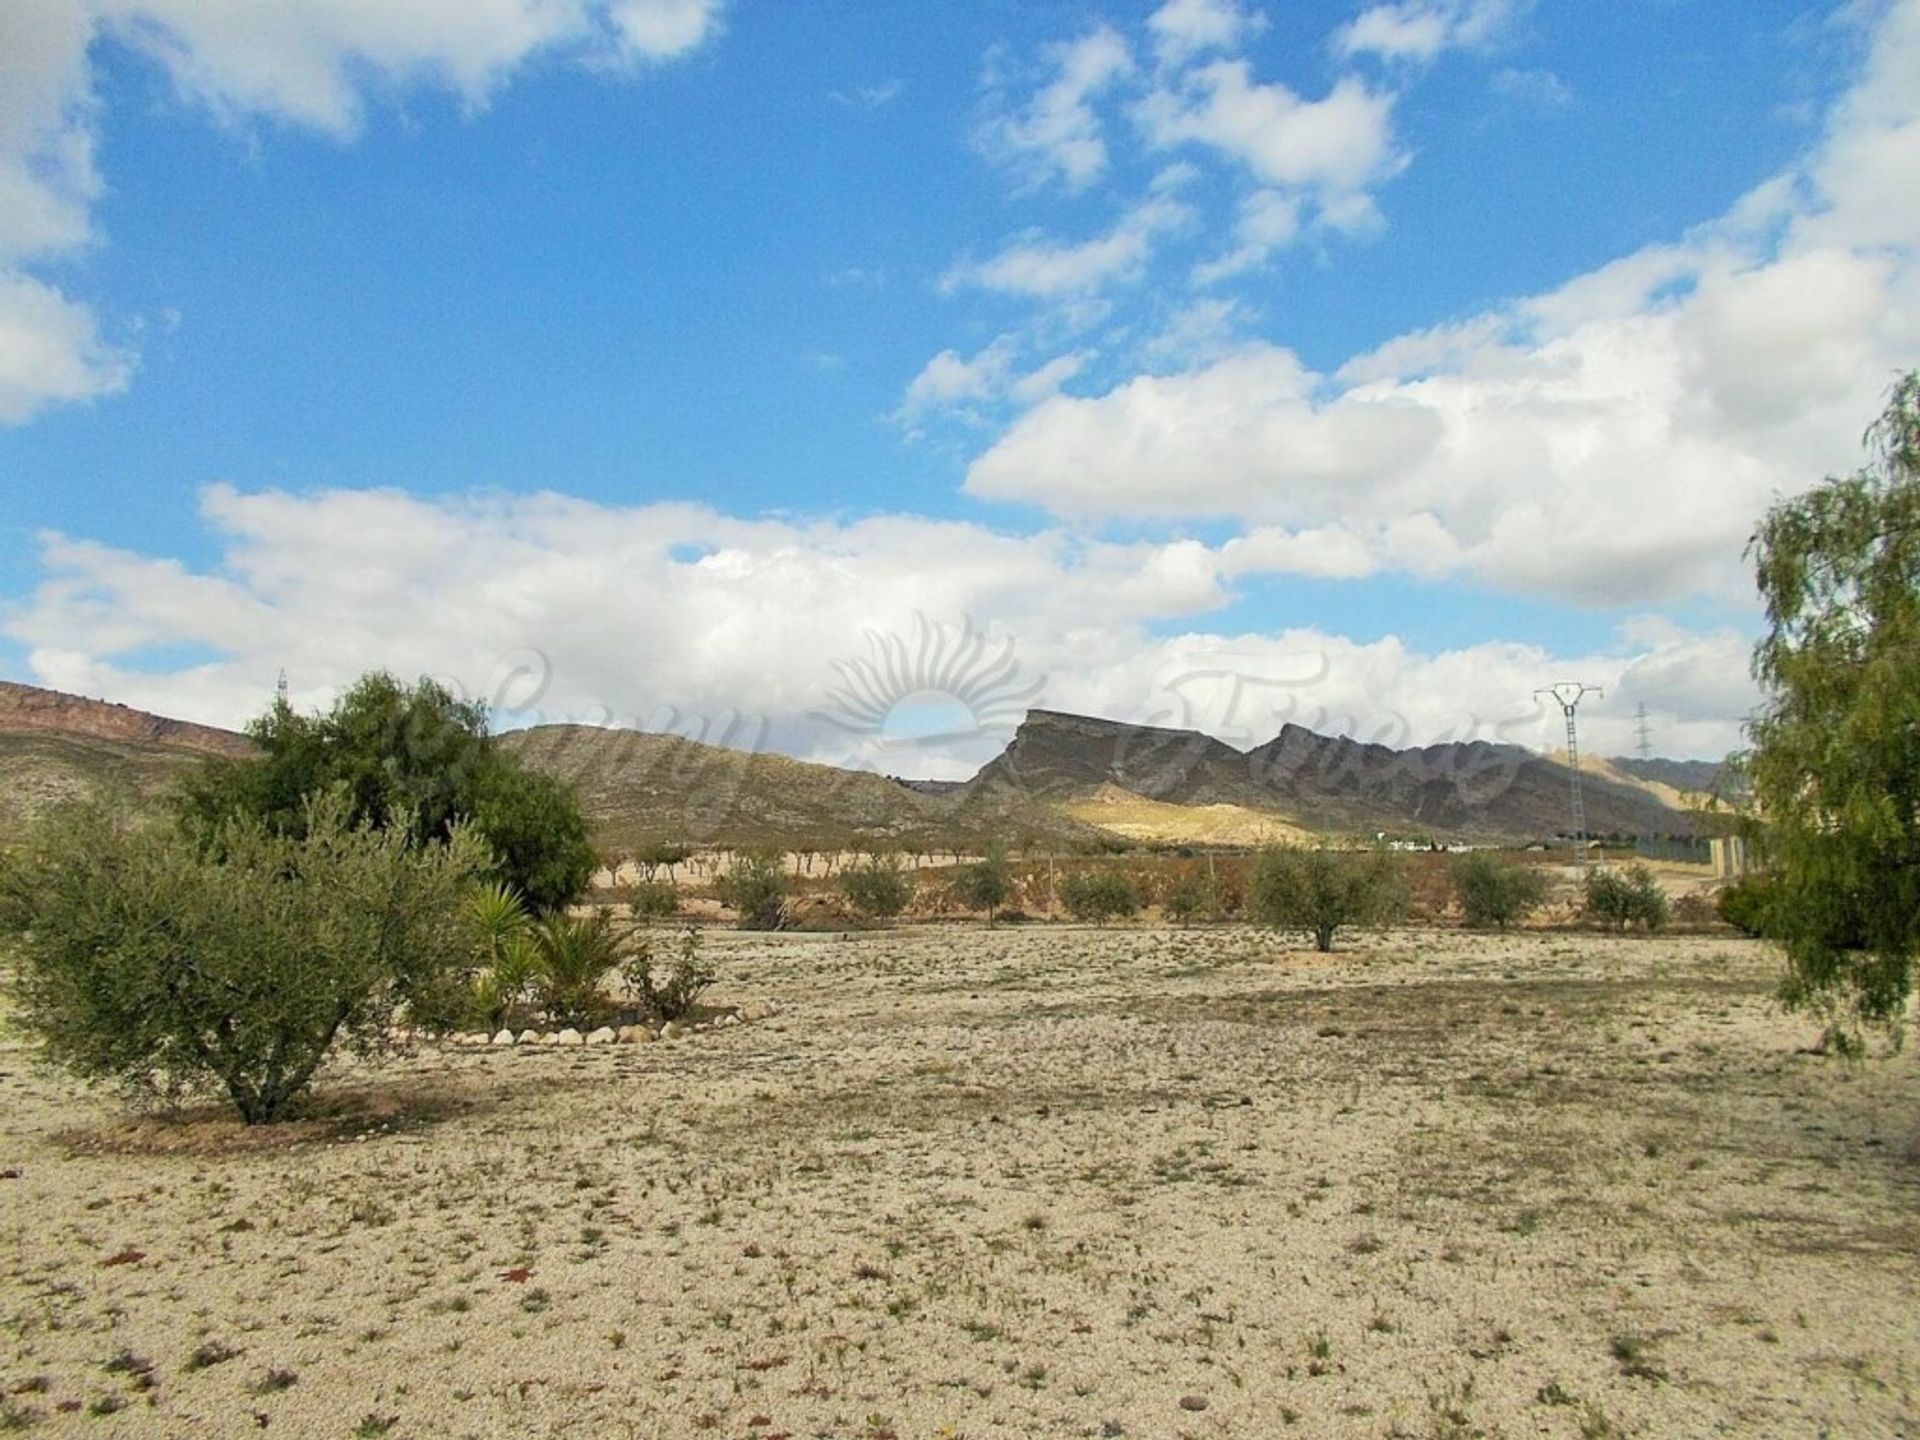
[0,796,482,1123]
[178,672,596,912]
[1744,372,1920,1049]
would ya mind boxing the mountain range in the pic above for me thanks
[0,682,1708,848]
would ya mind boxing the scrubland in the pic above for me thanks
[3,926,1916,1438]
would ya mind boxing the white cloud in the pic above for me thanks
[1192,188,1302,282]
[1146,0,1263,64]
[976,26,1133,192]
[0,0,726,427]
[0,270,134,424]
[9,485,1755,773]
[1336,0,1524,63]
[894,337,1090,430]
[1137,59,1404,221]
[941,194,1192,298]
[965,0,1920,610]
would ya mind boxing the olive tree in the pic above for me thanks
[1452,852,1548,930]
[1247,846,1403,952]
[840,854,912,924]
[0,798,483,1124]
[1744,372,1920,1050]
[1058,868,1140,925]
[952,841,1014,926]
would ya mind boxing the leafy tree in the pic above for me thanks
[840,854,912,924]
[0,796,482,1124]
[177,672,595,912]
[1715,874,1780,938]
[1451,851,1549,930]
[1583,864,1668,933]
[1058,868,1140,925]
[634,843,693,882]
[1246,847,1404,952]
[1163,865,1227,925]
[1744,373,1920,1050]
[952,841,1014,926]
[719,848,789,930]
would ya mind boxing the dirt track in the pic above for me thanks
[3,926,1917,1438]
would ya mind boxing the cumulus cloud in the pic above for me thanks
[1146,0,1264,64]
[9,485,1754,775]
[975,26,1133,192]
[941,194,1193,298]
[1336,0,1525,63]
[0,0,726,426]
[1136,60,1405,225]
[964,0,1920,610]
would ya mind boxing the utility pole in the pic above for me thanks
[1634,703,1653,762]
[1535,682,1604,871]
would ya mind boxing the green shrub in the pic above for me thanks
[1716,874,1777,937]
[0,796,482,1124]
[620,926,715,1022]
[1058,868,1141,925]
[628,880,680,924]
[1584,864,1669,933]
[1451,852,1549,930]
[719,848,789,930]
[1247,847,1405,952]
[840,855,912,923]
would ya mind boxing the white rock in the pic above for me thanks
[585,1026,616,1046]
[540,1031,563,1046]
[491,1029,516,1046]
[555,1028,585,1046]
[517,1029,540,1046]
[661,1021,684,1040]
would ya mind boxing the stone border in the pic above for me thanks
[425,1002,781,1051]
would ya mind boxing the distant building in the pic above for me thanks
[1710,836,1749,878]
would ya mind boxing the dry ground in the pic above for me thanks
[2,927,1917,1439]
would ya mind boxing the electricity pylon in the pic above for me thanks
[1536,682,1604,870]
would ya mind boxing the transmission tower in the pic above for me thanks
[1634,703,1653,761]
[1535,682,1604,870]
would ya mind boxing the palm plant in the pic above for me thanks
[530,910,628,1029]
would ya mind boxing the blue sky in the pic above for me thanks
[2,0,1916,776]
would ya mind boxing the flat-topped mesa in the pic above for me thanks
[0,680,253,758]
[966,707,1699,841]
[966,708,1262,807]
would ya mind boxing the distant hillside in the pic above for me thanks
[965,709,1693,842]
[1609,756,1734,799]
[0,681,250,758]
[0,685,251,833]
[0,681,1703,852]
[497,724,1094,853]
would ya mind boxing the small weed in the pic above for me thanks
[353,1415,398,1437]
[250,1368,299,1395]
[184,1340,242,1373]
[1608,1332,1667,1382]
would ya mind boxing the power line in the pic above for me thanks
[1536,682,1604,871]
[1634,702,1653,762]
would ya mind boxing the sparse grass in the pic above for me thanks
[0,927,1907,1438]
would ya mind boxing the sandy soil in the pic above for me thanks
[2,927,1917,1439]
